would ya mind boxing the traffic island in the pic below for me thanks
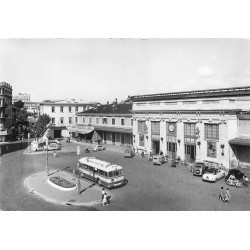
[24,171,102,207]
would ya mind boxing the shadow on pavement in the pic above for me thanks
[80,183,96,194]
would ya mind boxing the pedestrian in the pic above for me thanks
[224,188,231,203]
[102,193,108,206]
[141,150,144,158]
[77,180,81,195]
[243,175,248,187]
[107,194,112,205]
[219,187,225,201]
[53,150,57,158]
[101,188,105,201]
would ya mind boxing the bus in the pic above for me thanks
[78,157,125,189]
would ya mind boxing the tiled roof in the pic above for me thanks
[77,102,132,115]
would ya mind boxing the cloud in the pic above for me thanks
[197,66,214,77]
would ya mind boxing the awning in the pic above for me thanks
[229,137,250,146]
[67,126,94,134]
[92,130,102,141]
[93,125,132,134]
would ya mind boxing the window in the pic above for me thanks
[151,121,160,135]
[75,117,78,123]
[69,117,72,124]
[205,124,219,140]
[121,118,124,126]
[103,118,107,124]
[131,119,133,126]
[139,134,145,146]
[138,121,146,134]
[52,118,55,124]
[184,123,196,137]
[60,106,63,112]
[96,117,99,124]
[76,106,78,112]
[82,117,85,123]
[112,118,115,125]
[51,107,55,113]
[207,141,217,158]
[89,117,92,124]
[69,107,72,112]
[60,117,64,124]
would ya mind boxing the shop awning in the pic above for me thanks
[93,125,132,134]
[92,130,102,141]
[67,126,94,134]
[229,137,250,146]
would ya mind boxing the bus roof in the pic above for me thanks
[79,157,123,171]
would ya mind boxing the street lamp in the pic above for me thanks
[28,132,30,153]
[45,137,49,176]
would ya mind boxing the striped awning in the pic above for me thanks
[67,126,94,134]
[93,125,132,134]
[229,137,250,146]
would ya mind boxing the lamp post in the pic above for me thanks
[28,132,30,153]
[45,137,49,176]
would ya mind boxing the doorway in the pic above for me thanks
[185,144,196,162]
[152,140,160,154]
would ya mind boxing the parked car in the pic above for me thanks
[124,148,135,158]
[193,161,208,176]
[44,143,61,151]
[49,139,61,146]
[153,155,165,165]
[93,145,106,151]
[225,169,245,181]
[202,168,226,182]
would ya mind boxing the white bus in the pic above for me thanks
[78,157,125,189]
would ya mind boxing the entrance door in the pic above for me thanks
[185,144,196,162]
[103,131,106,143]
[121,133,125,145]
[152,140,160,154]
[167,142,177,159]
[54,129,61,138]
[112,132,116,145]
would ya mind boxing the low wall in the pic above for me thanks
[0,140,28,156]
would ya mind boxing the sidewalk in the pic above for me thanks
[24,170,105,207]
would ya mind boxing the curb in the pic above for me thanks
[24,174,102,207]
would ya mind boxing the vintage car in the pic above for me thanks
[193,161,208,176]
[153,155,165,165]
[124,148,135,158]
[202,168,226,182]
[225,169,245,181]
[92,145,106,152]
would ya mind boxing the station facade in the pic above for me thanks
[131,86,250,170]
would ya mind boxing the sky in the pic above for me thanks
[1,38,250,103]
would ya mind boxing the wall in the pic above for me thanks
[0,141,28,156]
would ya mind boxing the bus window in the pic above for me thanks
[99,169,105,176]
[89,166,94,172]
[108,172,113,178]
[84,164,88,169]
[114,170,120,176]
[104,172,108,177]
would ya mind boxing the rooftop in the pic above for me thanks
[77,102,132,115]
[131,86,250,102]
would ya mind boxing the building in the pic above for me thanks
[40,99,99,139]
[76,100,133,146]
[131,86,250,170]
[0,82,13,141]
[12,93,30,103]
[24,101,41,116]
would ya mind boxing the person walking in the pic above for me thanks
[102,193,108,206]
[141,150,144,158]
[53,150,57,158]
[219,187,225,201]
[101,188,105,201]
[224,188,231,203]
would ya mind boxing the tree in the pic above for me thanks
[13,100,25,109]
[29,114,51,139]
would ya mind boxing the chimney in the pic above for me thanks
[107,101,109,105]
[115,98,117,104]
